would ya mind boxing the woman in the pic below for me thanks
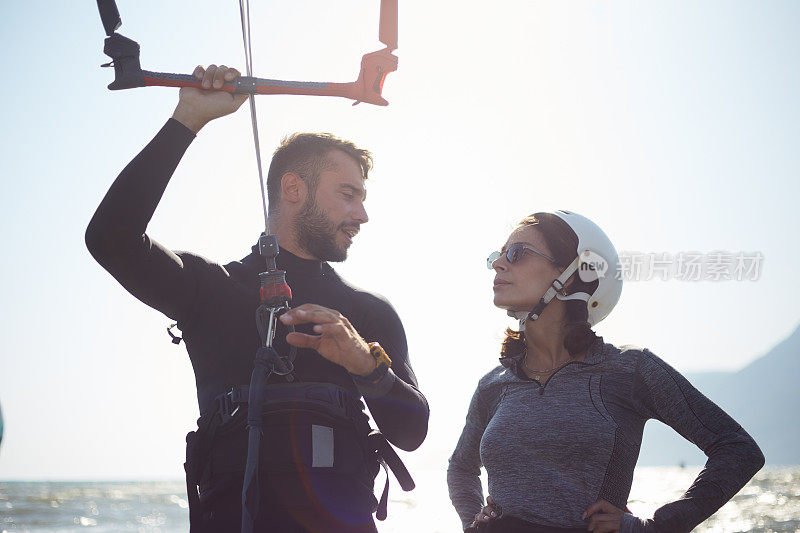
[447,211,764,533]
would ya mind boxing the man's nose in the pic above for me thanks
[354,201,369,224]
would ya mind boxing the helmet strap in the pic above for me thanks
[556,291,590,302]
[524,257,580,324]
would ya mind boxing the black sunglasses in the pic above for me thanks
[487,243,557,269]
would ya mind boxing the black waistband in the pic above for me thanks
[479,516,589,533]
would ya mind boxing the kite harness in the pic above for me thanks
[95,1,413,531]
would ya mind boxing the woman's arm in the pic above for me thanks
[626,349,765,532]
[448,383,490,531]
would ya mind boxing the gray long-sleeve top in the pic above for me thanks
[447,338,764,532]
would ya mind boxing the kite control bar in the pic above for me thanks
[97,0,398,106]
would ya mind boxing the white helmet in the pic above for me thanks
[516,210,622,327]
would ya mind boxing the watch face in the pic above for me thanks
[361,343,390,383]
[369,343,391,368]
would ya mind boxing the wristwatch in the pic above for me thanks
[362,342,392,383]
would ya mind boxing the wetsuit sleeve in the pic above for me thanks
[353,298,429,451]
[85,119,201,323]
[623,349,765,533]
[447,383,488,531]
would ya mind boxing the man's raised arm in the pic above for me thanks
[85,65,248,321]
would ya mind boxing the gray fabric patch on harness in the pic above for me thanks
[311,425,334,467]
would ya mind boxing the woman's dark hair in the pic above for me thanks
[500,213,599,361]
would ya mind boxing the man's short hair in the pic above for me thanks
[266,133,373,214]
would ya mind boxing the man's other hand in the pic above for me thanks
[171,64,249,133]
[280,304,376,376]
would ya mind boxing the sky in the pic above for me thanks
[0,0,798,483]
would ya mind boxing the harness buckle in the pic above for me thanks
[216,387,242,424]
[166,323,182,345]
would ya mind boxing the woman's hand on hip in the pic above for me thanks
[583,499,624,532]
[467,495,500,530]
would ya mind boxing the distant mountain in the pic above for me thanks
[637,324,800,466]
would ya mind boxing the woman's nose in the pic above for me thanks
[492,256,507,272]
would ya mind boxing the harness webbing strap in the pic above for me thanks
[184,436,201,530]
[376,459,391,521]
[185,411,223,532]
[241,346,281,533]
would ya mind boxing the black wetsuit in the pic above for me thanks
[85,119,429,532]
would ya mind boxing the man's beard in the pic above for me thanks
[294,197,350,262]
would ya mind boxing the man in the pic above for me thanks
[85,64,429,532]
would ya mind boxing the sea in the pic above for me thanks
[1,467,798,532]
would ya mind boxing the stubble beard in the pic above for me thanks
[294,195,349,262]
